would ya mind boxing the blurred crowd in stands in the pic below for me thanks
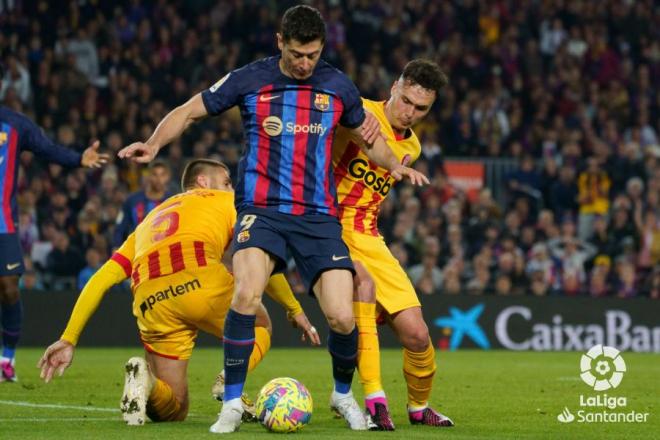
[1,0,658,298]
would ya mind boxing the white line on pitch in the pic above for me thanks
[0,400,201,417]
[0,400,117,412]
[0,417,116,422]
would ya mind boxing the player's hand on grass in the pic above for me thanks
[289,312,321,346]
[37,339,75,383]
[81,140,110,168]
[117,142,159,164]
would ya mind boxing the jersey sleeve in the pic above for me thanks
[112,232,136,274]
[201,70,244,116]
[338,78,366,129]
[19,113,82,167]
[264,273,303,317]
[60,259,128,345]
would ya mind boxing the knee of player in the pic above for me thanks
[233,281,264,306]
[326,311,355,334]
[403,327,431,352]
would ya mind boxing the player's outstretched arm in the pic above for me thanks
[37,258,129,383]
[349,115,430,186]
[118,93,208,163]
[38,339,75,383]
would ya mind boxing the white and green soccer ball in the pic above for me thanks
[255,377,313,433]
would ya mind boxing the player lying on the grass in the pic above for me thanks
[38,159,320,426]
[333,59,453,429]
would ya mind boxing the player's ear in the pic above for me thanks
[391,80,399,97]
[196,174,209,189]
[276,33,284,51]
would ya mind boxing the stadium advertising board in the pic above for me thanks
[20,290,659,353]
[426,295,660,353]
[443,160,484,202]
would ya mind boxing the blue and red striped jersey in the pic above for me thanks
[0,106,81,234]
[201,56,365,216]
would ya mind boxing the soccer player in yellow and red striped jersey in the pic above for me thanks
[333,59,453,430]
[38,159,320,426]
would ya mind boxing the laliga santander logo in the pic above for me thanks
[579,344,626,391]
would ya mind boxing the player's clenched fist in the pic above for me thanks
[118,142,159,163]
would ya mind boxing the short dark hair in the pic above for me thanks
[401,59,449,96]
[281,5,326,44]
[180,159,229,190]
[148,159,170,173]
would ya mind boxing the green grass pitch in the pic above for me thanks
[1,348,657,439]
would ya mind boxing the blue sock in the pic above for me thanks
[328,326,358,394]
[223,309,255,401]
[1,300,22,360]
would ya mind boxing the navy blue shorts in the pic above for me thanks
[232,207,354,294]
[0,233,25,276]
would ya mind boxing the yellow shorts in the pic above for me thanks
[342,231,420,315]
[132,264,233,360]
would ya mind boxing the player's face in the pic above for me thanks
[277,34,323,80]
[148,167,171,192]
[386,80,436,132]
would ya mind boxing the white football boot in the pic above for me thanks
[209,398,243,433]
[120,357,154,426]
[330,390,368,430]
[211,369,257,422]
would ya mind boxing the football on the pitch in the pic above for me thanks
[255,377,313,433]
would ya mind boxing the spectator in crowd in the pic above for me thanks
[77,248,104,291]
[577,157,611,241]
[45,230,85,290]
[408,251,444,296]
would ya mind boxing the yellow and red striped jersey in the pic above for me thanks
[333,98,421,236]
[111,189,236,288]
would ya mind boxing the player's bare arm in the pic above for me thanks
[118,93,209,163]
[348,121,429,186]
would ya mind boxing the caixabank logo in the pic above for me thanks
[557,345,650,424]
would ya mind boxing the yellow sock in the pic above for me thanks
[403,340,436,408]
[354,301,383,395]
[248,326,271,372]
[146,378,181,422]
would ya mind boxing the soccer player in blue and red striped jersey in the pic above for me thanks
[112,160,175,248]
[0,102,108,382]
[118,5,428,433]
